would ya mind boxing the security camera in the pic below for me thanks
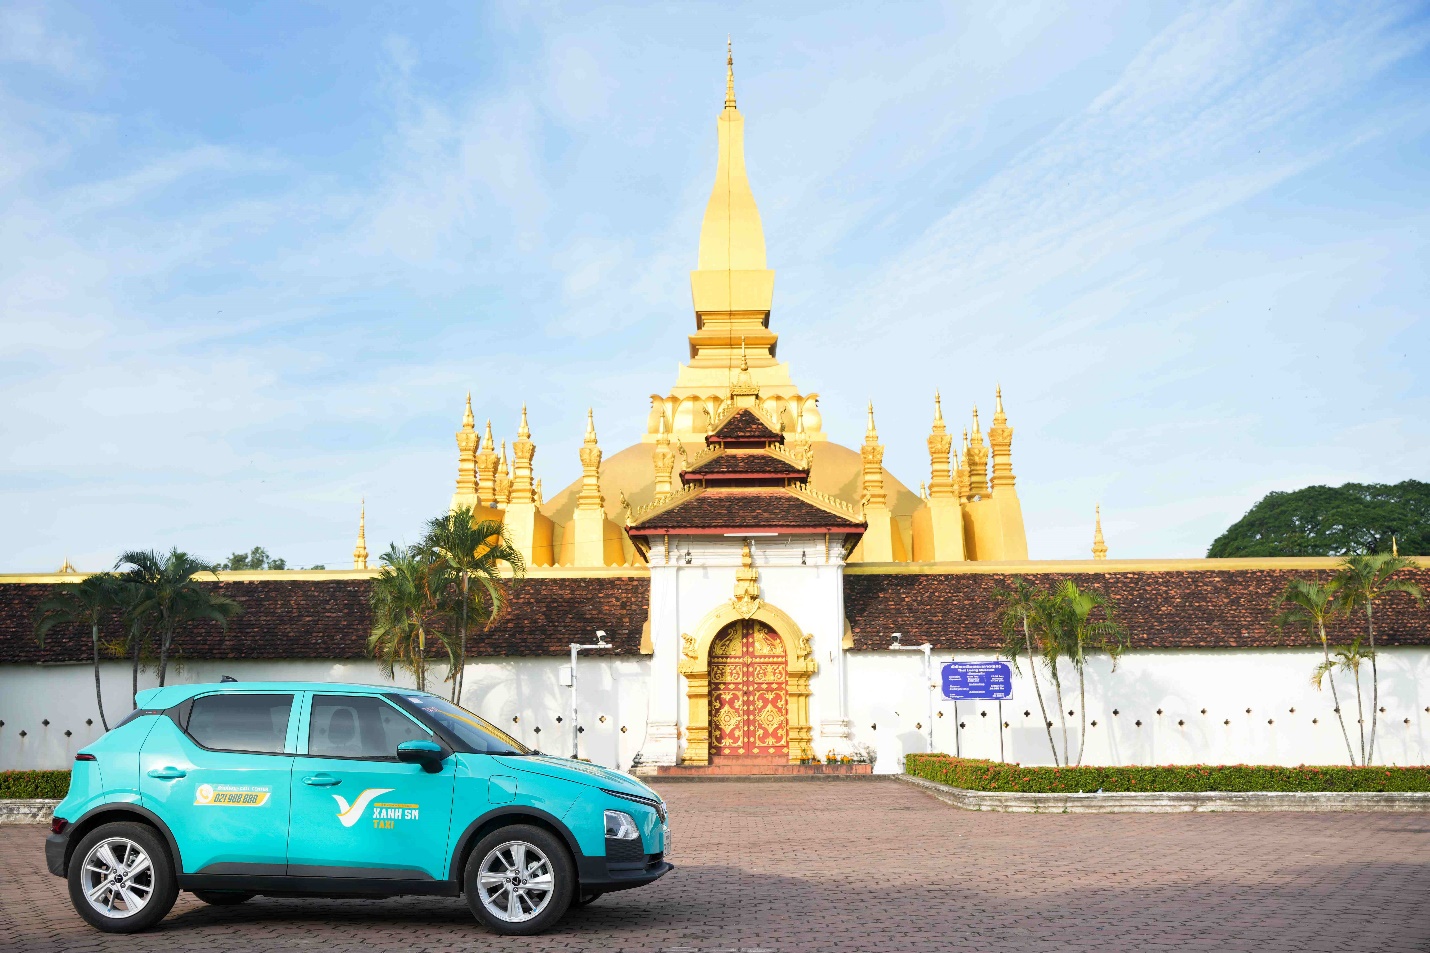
[891,633,902,644]
[596,630,608,644]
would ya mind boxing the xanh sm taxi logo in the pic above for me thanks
[332,788,420,829]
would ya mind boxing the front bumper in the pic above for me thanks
[45,829,69,877]
[576,853,673,893]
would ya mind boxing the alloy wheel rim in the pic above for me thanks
[476,840,554,922]
[80,837,155,919]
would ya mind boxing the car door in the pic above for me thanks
[139,691,297,875]
[287,692,457,881]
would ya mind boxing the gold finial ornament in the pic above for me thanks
[725,36,736,109]
[352,499,369,570]
[1392,535,1399,557]
[57,557,78,574]
[509,405,537,506]
[988,386,1015,490]
[1092,505,1108,560]
[476,419,499,508]
[495,440,511,507]
[926,391,955,501]
[966,406,989,498]
[732,541,762,617]
[652,412,675,500]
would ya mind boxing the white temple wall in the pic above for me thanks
[0,657,649,772]
[6,646,1427,773]
[847,647,1430,772]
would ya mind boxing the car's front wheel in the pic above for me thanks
[463,824,574,935]
[67,821,178,933]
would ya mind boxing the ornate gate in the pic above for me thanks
[708,620,789,760]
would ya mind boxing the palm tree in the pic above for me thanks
[369,544,454,693]
[995,578,1060,764]
[116,549,242,687]
[1334,554,1424,763]
[422,508,526,702]
[33,574,121,731]
[1272,577,1357,764]
[1048,580,1129,766]
[1313,637,1374,761]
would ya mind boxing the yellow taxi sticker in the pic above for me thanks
[194,783,271,807]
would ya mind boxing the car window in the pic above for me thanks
[185,693,293,754]
[309,694,433,760]
[397,694,531,755]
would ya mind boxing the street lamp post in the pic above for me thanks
[569,630,610,759]
[889,633,935,754]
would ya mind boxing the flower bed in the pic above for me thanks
[0,770,70,799]
[904,754,1430,793]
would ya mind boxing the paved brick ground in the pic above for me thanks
[3,777,1429,953]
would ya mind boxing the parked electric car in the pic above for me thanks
[45,681,671,935]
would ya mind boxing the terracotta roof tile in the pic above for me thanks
[628,489,863,532]
[0,576,649,663]
[843,568,1430,650]
[685,451,806,477]
[709,409,781,444]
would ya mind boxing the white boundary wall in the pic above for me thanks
[848,647,1430,771]
[4,647,1428,772]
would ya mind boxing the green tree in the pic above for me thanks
[1272,578,1356,763]
[1333,553,1424,764]
[368,544,454,693]
[219,547,288,570]
[422,508,526,702]
[1047,580,1129,766]
[1312,638,1374,762]
[117,549,242,686]
[110,578,156,709]
[1208,480,1430,557]
[995,578,1060,764]
[33,574,121,731]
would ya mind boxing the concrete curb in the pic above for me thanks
[897,774,1430,813]
[0,799,58,825]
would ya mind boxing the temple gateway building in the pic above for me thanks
[2,57,1427,774]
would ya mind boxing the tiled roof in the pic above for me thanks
[709,409,782,444]
[0,576,650,663]
[627,489,864,532]
[843,568,1430,650]
[684,451,806,478]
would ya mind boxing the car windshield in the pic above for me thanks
[397,694,532,755]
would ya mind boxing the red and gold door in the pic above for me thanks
[708,620,788,761]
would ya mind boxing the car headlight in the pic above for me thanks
[604,810,640,840]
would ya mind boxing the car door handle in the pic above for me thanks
[146,767,187,780]
[302,774,341,787]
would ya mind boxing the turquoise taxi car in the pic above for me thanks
[45,681,671,935]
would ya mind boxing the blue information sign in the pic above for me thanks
[941,661,1013,700]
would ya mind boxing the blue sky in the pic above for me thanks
[1,0,1427,571]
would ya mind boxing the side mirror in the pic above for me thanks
[397,739,446,773]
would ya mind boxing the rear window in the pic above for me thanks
[185,693,293,754]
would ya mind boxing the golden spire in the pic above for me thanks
[786,403,811,468]
[927,391,955,501]
[993,385,1006,425]
[495,440,511,506]
[697,40,765,272]
[58,557,77,574]
[652,411,675,499]
[476,419,499,508]
[452,396,480,512]
[730,336,759,405]
[988,386,1015,491]
[1392,535,1399,557]
[725,36,736,109]
[966,406,989,498]
[352,499,369,570]
[1092,505,1108,560]
[860,401,887,510]
[509,405,536,506]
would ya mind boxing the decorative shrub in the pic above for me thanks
[0,770,71,799]
[904,754,1430,793]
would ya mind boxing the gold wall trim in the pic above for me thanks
[844,557,1346,575]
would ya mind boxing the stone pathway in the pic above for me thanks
[2,777,1428,952]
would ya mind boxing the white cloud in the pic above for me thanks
[0,3,93,80]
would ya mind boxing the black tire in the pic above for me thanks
[192,890,256,906]
[571,890,603,908]
[67,821,178,933]
[463,824,574,935]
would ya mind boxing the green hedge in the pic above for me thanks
[0,770,70,799]
[904,754,1430,793]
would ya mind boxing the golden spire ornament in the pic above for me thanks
[1092,505,1108,560]
[725,36,736,109]
[352,499,369,570]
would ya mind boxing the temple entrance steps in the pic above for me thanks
[644,762,873,778]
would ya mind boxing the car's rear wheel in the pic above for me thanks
[192,890,256,906]
[464,824,574,935]
[67,821,178,933]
